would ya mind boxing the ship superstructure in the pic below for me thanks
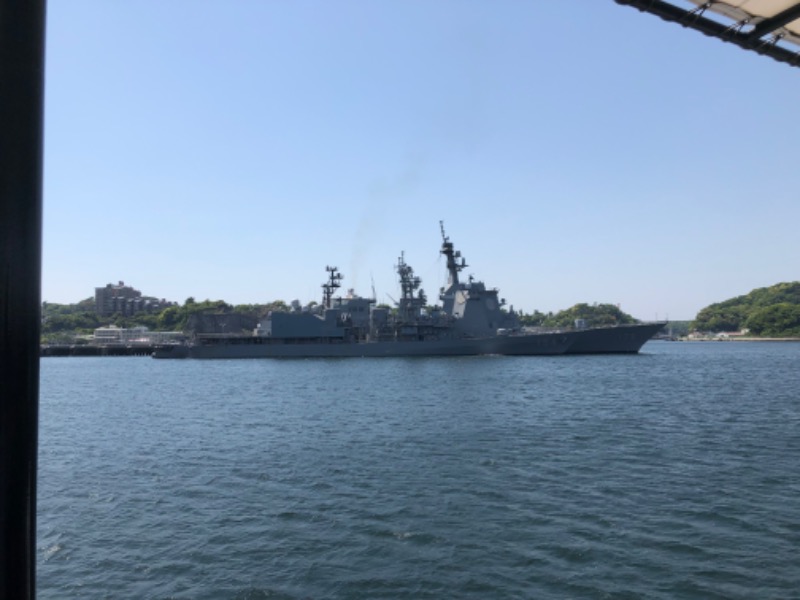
[438,222,518,337]
[153,224,664,359]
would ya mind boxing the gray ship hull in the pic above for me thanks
[566,322,665,354]
[153,330,577,359]
[152,323,665,359]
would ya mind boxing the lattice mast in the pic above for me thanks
[439,220,467,289]
[395,252,427,323]
[321,266,343,309]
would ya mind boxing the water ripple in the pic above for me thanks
[37,343,800,599]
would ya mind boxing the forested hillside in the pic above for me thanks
[41,298,289,342]
[692,282,800,336]
[519,303,637,328]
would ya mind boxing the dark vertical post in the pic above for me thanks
[0,1,47,598]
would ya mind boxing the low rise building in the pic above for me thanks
[93,326,185,345]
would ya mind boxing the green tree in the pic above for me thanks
[157,306,182,330]
[518,310,549,326]
[545,303,637,328]
[744,303,800,337]
[692,282,800,334]
[263,300,289,313]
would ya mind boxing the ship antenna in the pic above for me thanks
[322,265,343,309]
[439,221,465,287]
[395,251,426,322]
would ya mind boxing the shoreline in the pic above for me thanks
[677,337,800,343]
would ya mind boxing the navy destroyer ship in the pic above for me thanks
[152,224,663,359]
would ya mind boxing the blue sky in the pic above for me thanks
[43,2,800,320]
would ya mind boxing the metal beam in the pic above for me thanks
[746,2,800,42]
[615,0,800,68]
[0,1,47,598]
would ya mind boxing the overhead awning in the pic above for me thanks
[615,0,800,68]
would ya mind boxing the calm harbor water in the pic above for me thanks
[38,342,800,599]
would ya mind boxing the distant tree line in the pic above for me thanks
[40,297,292,343]
[517,303,638,328]
[691,281,800,336]
[43,282,800,342]
[40,298,104,343]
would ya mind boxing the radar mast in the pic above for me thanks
[395,252,427,323]
[321,266,343,309]
[439,220,467,289]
